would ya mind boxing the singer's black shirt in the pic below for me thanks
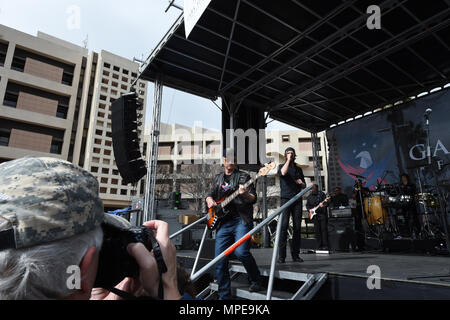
[278,163,305,199]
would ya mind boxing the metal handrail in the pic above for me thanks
[169,216,207,240]
[190,185,313,294]
[191,225,209,277]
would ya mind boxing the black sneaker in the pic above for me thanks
[292,256,304,263]
[277,258,285,264]
[249,282,263,293]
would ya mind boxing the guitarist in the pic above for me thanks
[205,148,261,300]
[306,184,329,251]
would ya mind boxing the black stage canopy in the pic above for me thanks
[138,0,450,132]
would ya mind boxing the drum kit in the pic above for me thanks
[351,173,444,239]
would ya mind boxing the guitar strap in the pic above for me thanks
[232,171,241,190]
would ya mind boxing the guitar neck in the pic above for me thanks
[220,175,258,208]
[313,197,331,211]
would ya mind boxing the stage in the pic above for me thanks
[178,248,450,300]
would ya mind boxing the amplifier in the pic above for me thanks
[329,207,352,218]
[328,217,356,251]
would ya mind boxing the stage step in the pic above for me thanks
[199,264,328,300]
[230,264,311,282]
[208,281,290,300]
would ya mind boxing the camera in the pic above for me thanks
[94,223,158,289]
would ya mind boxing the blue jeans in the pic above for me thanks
[215,217,261,300]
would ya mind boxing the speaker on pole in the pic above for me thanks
[111,92,147,184]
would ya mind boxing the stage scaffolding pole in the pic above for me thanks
[311,132,322,191]
[262,175,270,248]
[143,76,163,223]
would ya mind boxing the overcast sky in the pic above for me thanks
[0,0,298,132]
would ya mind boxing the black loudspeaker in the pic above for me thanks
[328,217,356,251]
[111,92,146,184]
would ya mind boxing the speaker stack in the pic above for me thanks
[111,92,147,184]
[327,217,356,251]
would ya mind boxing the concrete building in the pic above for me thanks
[0,25,148,210]
[145,122,222,210]
[0,25,87,163]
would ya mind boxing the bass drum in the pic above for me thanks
[364,195,387,225]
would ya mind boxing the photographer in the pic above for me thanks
[0,157,180,300]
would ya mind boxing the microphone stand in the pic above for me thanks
[424,111,450,255]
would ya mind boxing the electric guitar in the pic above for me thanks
[308,196,331,220]
[206,162,276,231]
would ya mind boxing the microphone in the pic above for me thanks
[424,108,432,118]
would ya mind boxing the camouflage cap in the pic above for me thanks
[0,157,106,251]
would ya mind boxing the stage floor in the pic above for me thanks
[178,248,450,288]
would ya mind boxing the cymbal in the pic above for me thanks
[349,173,367,180]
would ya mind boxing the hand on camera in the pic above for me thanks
[127,220,181,300]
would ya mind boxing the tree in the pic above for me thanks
[178,162,221,212]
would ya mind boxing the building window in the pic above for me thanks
[0,129,11,146]
[101,177,108,184]
[100,187,107,193]
[113,66,120,72]
[104,63,111,69]
[62,71,73,86]
[267,138,273,144]
[56,104,69,119]
[121,189,128,195]
[91,167,99,173]
[11,56,25,72]
[0,41,8,67]
[102,168,109,174]
[50,138,63,155]
[110,188,118,195]
[4,91,19,107]
[282,135,290,142]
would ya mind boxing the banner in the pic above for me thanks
[184,0,212,38]
[326,88,450,197]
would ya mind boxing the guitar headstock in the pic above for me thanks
[258,162,276,177]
